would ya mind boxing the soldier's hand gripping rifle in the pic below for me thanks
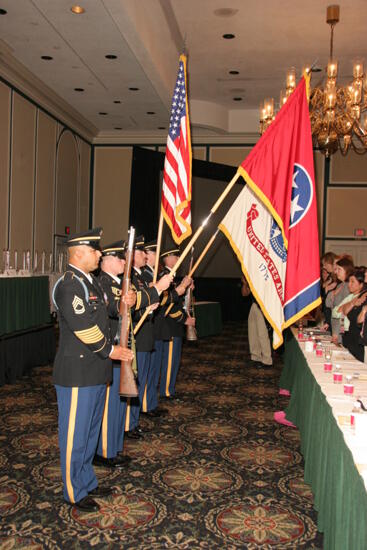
[119,227,139,397]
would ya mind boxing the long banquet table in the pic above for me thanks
[280,329,367,550]
[0,275,56,385]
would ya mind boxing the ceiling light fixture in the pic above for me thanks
[113,100,121,104]
[0,8,7,15]
[129,87,139,91]
[229,70,239,75]
[147,111,156,115]
[233,97,243,101]
[105,54,117,59]
[71,6,85,14]
[158,127,166,130]
[214,8,238,17]
[74,87,84,92]
[41,55,53,60]
[260,5,367,156]
[114,127,122,130]
[222,34,235,39]
[99,112,108,116]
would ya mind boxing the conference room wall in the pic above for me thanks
[324,149,367,261]
[93,147,132,245]
[0,80,91,271]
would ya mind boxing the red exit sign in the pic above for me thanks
[354,228,366,237]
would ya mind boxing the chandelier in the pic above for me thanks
[260,5,367,157]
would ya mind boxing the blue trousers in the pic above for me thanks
[142,340,164,412]
[125,351,151,431]
[96,366,127,458]
[55,384,106,503]
[159,337,182,397]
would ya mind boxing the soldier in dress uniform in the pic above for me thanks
[124,236,173,438]
[140,241,167,417]
[52,228,134,512]
[156,248,194,400]
[94,240,136,469]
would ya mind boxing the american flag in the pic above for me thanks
[161,54,192,244]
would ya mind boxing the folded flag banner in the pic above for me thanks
[162,54,192,244]
[219,75,321,348]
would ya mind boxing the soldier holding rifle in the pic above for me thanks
[124,236,173,438]
[94,240,136,470]
[52,228,134,512]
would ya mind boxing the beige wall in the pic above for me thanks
[93,147,132,245]
[209,146,252,166]
[0,82,10,255]
[0,81,92,271]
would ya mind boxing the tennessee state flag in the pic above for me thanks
[219,75,321,347]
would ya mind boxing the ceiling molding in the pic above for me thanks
[0,48,97,142]
[93,131,259,146]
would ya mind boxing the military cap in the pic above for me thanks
[161,247,180,258]
[102,240,126,259]
[144,240,157,252]
[67,227,102,250]
[134,235,145,250]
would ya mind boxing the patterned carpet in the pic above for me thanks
[0,322,323,549]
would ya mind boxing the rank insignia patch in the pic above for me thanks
[112,287,122,297]
[72,295,85,315]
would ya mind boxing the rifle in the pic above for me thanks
[184,250,197,341]
[119,227,139,397]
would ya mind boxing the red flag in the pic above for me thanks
[220,75,320,347]
[239,75,321,328]
[161,54,192,244]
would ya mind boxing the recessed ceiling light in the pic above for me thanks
[233,97,243,101]
[113,100,121,104]
[74,87,84,92]
[41,55,53,60]
[114,127,122,130]
[0,8,7,15]
[229,70,239,75]
[158,127,166,130]
[129,87,140,91]
[71,6,85,14]
[105,54,117,60]
[223,33,235,39]
[214,8,238,17]
[99,112,108,115]
[147,111,156,115]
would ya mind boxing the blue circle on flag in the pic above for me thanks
[270,220,287,263]
[289,163,313,229]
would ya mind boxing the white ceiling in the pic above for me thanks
[0,0,366,141]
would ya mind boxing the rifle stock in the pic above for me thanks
[119,227,138,397]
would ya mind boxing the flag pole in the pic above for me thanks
[164,230,219,318]
[171,171,241,276]
[188,229,219,277]
[154,211,164,283]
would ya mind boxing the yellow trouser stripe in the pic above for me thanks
[142,383,148,412]
[66,388,78,503]
[101,385,110,458]
[165,340,173,397]
[125,398,131,431]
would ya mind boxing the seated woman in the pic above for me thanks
[338,268,367,361]
[326,256,354,342]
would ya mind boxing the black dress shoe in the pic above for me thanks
[89,486,115,497]
[125,428,144,439]
[71,496,99,512]
[145,408,168,417]
[93,455,131,469]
